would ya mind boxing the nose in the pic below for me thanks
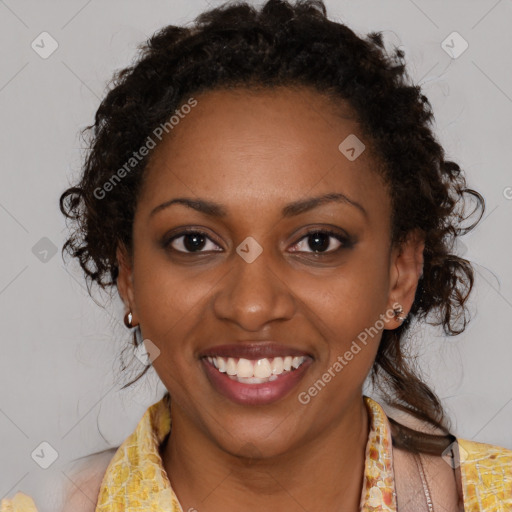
[212,248,297,332]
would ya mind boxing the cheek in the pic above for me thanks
[291,247,390,371]
[134,273,203,342]
[131,245,228,362]
[131,265,205,394]
[297,246,390,324]
[297,276,384,360]
[132,256,185,338]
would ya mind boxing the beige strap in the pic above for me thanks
[393,445,463,511]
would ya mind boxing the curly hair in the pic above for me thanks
[59,0,485,455]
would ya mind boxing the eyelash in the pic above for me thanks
[161,227,353,256]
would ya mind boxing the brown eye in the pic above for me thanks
[163,230,222,254]
[290,229,353,254]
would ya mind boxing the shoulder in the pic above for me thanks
[1,492,39,512]
[60,447,118,512]
[457,437,512,483]
[457,437,512,460]
[456,438,512,510]
[457,437,512,478]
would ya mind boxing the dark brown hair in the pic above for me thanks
[59,0,484,454]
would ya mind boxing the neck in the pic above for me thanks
[162,395,370,512]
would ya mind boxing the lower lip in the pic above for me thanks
[201,357,313,406]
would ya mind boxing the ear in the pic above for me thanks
[383,228,425,330]
[116,243,138,325]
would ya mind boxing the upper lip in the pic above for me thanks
[198,342,313,360]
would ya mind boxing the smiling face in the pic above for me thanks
[116,86,424,459]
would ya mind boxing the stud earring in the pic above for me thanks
[393,304,408,323]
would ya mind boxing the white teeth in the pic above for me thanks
[230,375,273,384]
[216,356,226,373]
[254,358,272,379]
[271,357,284,375]
[292,356,303,369]
[226,357,237,376]
[206,355,307,380]
[236,358,254,378]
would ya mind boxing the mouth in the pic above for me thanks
[200,353,313,405]
[204,355,309,382]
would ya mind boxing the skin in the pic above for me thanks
[116,86,425,512]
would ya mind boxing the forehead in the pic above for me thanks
[139,86,388,217]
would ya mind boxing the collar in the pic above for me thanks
[95,395,397,512]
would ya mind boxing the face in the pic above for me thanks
[117,86,424,458]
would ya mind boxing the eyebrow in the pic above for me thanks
[149,192,367,219]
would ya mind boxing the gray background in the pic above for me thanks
[1,0,511,510]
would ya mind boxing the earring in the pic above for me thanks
[393,304,408,323]
[124,311,134,328]
[124,310,143,346]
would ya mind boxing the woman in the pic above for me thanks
[3,0,511,510]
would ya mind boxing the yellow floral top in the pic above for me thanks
[2,395,511,511]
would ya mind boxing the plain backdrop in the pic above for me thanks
[1,0,511,510]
